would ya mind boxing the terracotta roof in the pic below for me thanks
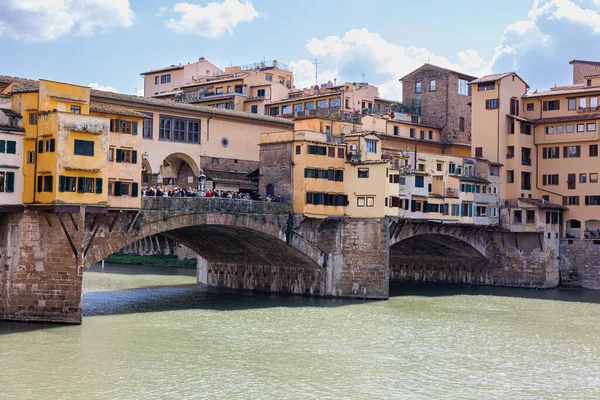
[90,102,148,118]
[507,114,534,123]
[399,63,477,82]
[349,159,390,165]
[139,65,184,75]
[534,113,600,124]
[519,197,566,210]
[204,170,258,187]
[523,85,600,98]
[585,74,600,79]
[181,75,247,88]
[0,75,293,126]
[569,59,600,66]
[470,72,520,85]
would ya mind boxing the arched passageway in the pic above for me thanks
[390,233,490,285]
[158,153,200,189]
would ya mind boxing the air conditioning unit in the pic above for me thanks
[349,144,358,153]
[447,187,456,193]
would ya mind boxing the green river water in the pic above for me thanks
[1,263,600,399]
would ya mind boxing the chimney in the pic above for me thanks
[199,57,205,62]
[273,60,278,68]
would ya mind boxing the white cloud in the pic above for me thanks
[293,28,484,99]
[0,0,134,43]
[134,88,144,96]
[165,0,259,38]
[288,59,339,90]
[488,0,600,89]
[89,82,119,93]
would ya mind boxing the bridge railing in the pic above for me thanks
[141,197,292,214]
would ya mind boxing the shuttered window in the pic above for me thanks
[74,139,94,156]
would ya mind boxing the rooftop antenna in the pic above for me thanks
[312,58,320,86]
[362,73,366,83]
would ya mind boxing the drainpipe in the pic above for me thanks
[33,95,40,203]
[496,80,501,164]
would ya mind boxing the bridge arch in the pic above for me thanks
[388,220,491,285]
[85,199,325,274]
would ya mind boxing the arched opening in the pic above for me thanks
[141,158,152,186]
[566,219,581,239]
[584,219,600,239]
[266,184,275,198]
[390,234,489,285]
[159,153,200,190]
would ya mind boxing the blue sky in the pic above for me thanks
[1,0,599,98]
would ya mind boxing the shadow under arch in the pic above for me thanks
[390,233,488,260]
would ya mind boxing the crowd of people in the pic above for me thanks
[141,186,285,203]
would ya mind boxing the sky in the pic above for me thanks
[0,0,599,99]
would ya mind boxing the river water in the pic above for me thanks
[1,263,600,399]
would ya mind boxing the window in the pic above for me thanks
[526,210,535,224]
[43,175,52,192]
[567,196,579,206]
[215,87,223,95]
[577,124,585,132]
[527,103,534,111]
[477,82,496,92]
[580,173,587,184]
[365,139,377,153]
[295,145,301,155]
[556,125,563,134]
[257,89,266,97]
[507,145,515,158]
[281,105,291,115]
[69,105,81,114]
[27,151,35,164]
[160,74,171,84]
[328,147,335,157]
[307,145,327,155]
[459,116,465,132]
[357,197,365,207]
[0,171,14,193]
[429,79,436,92]
[591,97,598,108]
[415,176,425,188]
[542,147,560,159]
[588,123,596,132]
[588,80,593,87]
[586,196,600,206]
[315,100,327,109]
[545,126,554,135]
[305,102,315,110]
[590,144,598,157]
[154,76,159,85]
[514,210,522,224]
[591,173,598,183]
[335,170,344,182]
[393,126,399,136]
[108,148,114,161]
[158,116,200,143]
[507,170,515,183]
[566,125,575,133]
[580,98,587,109]
[543,100,560,111]
[0,140,16,154]
[338,148,344,158]
[29,113,37,125]
[485,99,498,109]
[564,145,581,158]
[410,128,415,138]
[74,139,94,156]
[415,82,422,94]
[543,174,559,185]
[330,98,341,108]
[269,107,279,116]
[568,173,576,190]
[358,168,369,178]
[568,98,576,110]
[428,131,433,140]
[420,131,425,139]
[521,147,531,165]
[249,105,258,114]
[142,116,153,139]
[475,147,483,157]
[121,182,131,196]
[458,79,470,95]
[265,75,273,82]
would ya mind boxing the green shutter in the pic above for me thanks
[85,141,94,156]
[59,175,66,192]
[132,182,138,197]
[95,177,103,194]
[5,172,14,193]
[115,119,121,133]
[77,177,85,193]
[37,176,42,192]
[116,149,122,163]
[132,121,138,135]
[0,140,6,153]
[6,141,16,154]
[114,181,122,196]
[49,139,55,152]
[131,150,137,164]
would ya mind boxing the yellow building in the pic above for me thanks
[7,79,110,209]
[469,67,594,237]
[90,103,145,209]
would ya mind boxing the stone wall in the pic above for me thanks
[200,156,258,174]
[401,65,472,144]
[259,141,293,200]
[571,62,600,85]
[560,239,600,289]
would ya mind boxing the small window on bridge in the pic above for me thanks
[514,210,522,224]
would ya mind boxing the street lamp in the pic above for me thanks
[198,168,206,196]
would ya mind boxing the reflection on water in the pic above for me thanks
[1,263,600,399]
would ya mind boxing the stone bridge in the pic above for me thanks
[0,198,561,324]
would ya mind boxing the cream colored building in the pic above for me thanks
[0,94,24,212]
